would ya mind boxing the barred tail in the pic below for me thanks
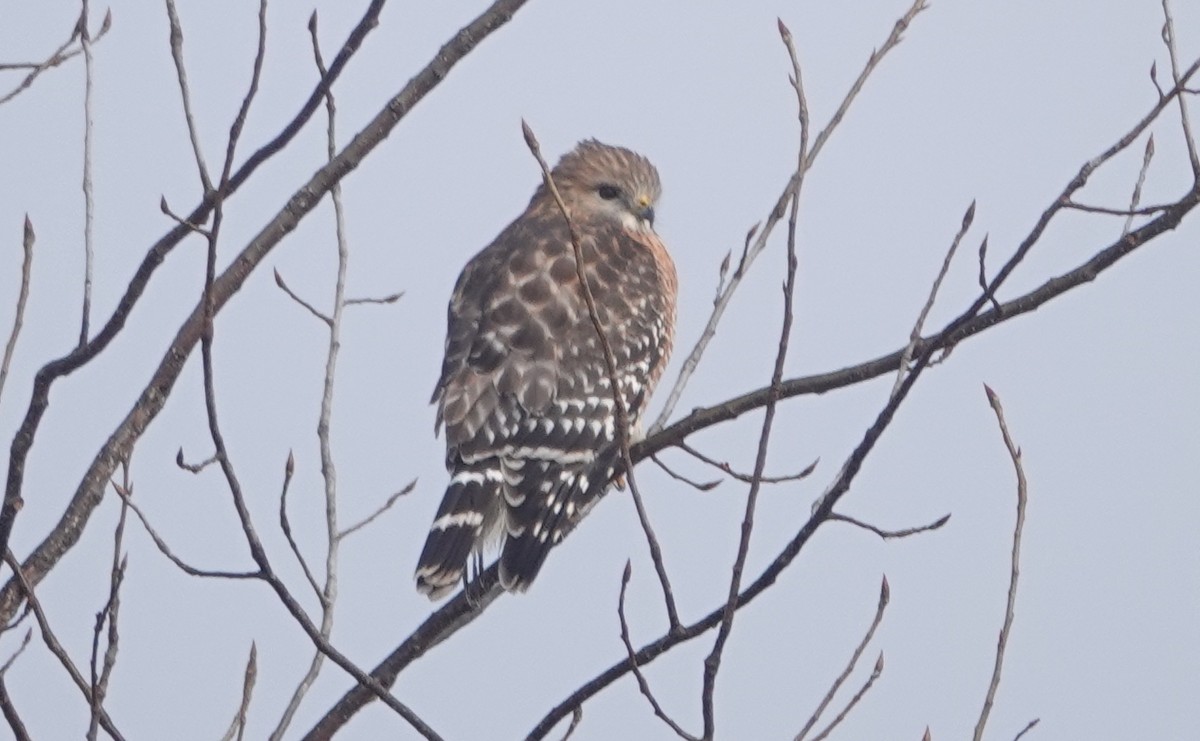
[414,462,500,600]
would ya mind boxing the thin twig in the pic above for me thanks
[279,452,323,603]
[79,0,96,346]
[0,0,527,606]
[0,217,35,403]
[345,291,405,306]
[164,0,213,193]
[649,455,720,492]
[648,0,929,435]
[338,480,417,541]
[306,28,1200,741]
[1063,200,1172,217]
[270,17,354,736]
[0,11,112,107]
[555,707,583,741]
[274,269,332,326]
[676,441,817,485]
[1161,0,1200,176]
[701,20,809,737]
[4,552,125,740]
[828,512,950,540]
[0,673,32,741]
[893,201,975,396]
[618,562,699,740]
[796,577,889,740]
[220,643,257,741]
[973,385,1030,741]
[114,482,259,579]
[175,447,218,473]
[808,652,884,741]
[88,461,129,741]
[0,629,31,675]
[1123,136,1156,237]
[521,121,682,631]
[1013,718,1040,740]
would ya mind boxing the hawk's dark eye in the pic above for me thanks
[597,184,621,200]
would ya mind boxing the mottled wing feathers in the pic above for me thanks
[415,140,677,599]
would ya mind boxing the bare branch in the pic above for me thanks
[618,563,699,740]
[808,652,884,741]
[274,269,332,326]
[0,673,32,741]
[0,0,529,617]
[163,0,214,193]
[220,643,257,741]
[554,707,583,741]
[4,552,125,740]
[973,385,1030,741]
[114,482,259,579]
[796,577,889,740]
[893,200,975,396]
[1124,136,1157,236]
[1161,0,1200,175]
[676,441,817,485]
[701,19,810,736]
[522,121,682,631]
[1013,718,1040,740]
[79,0,97,346]
[88,461,129,741]
[0,10,112,107]
[345,291,405,306]
[278,452,323,604]
[338,480,417,541]
[828,512,951,540]
[649,0,930,434]
[175,447,218,473]
[0,216,35,403]
[649,455,721,492]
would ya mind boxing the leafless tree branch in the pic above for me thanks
[220,643,257,741]
[338,480,417,541]
[675,441,817,486]
[0,10,111,107]
[796,577,889,740]
[808,652,884,741]
[0,216,35,404]
[828,512,951,540]
[972,385,1030,741]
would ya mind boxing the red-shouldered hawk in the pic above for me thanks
[415,139,678,599]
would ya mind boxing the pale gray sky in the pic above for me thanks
[0,1,1197,739]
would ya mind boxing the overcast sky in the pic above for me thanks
[0,1,1197,739]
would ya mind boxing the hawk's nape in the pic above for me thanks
[414,139,678,600]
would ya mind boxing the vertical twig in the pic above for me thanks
[88,462,129,741]
[1123,136,1155,237]
[700,20,809,738]
[220,643,258,741]
[270,12,353,737]
[973,385,1030,741]
[79,0,96,346]
[1160,0,1200,176]
[163,0,214,193]
[0,217,35,403]
[892,201,976,396]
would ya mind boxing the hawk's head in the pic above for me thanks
[541,139,662,233]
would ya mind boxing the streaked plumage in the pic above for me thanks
[414,140,678,599]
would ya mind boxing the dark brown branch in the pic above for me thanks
[0,673,31,741]
[278,452,323,604]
